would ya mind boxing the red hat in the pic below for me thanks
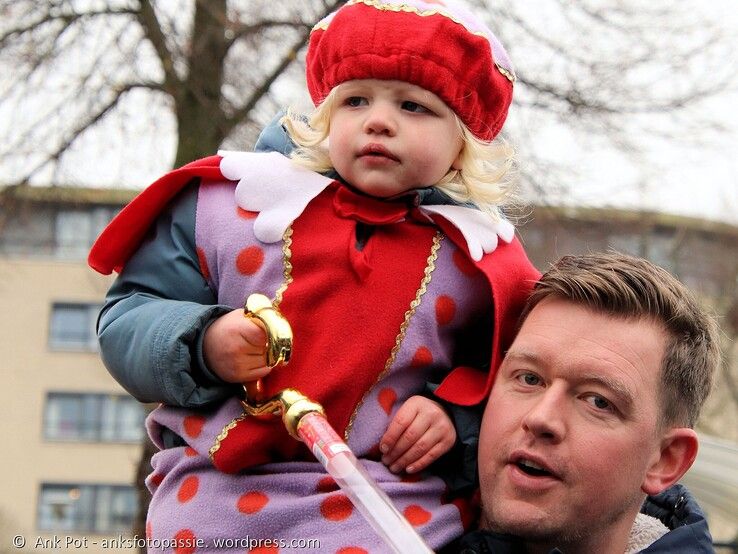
[306,0,515,141]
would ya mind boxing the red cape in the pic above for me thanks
[89,157,541,406]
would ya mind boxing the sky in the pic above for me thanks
[1,0,736,226]
[520,94,738,223]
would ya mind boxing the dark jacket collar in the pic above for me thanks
[639,484,714,553]
[443,484,712,554]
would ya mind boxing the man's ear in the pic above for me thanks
[641,427,699,496]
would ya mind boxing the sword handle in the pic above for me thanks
[242,293,293,405]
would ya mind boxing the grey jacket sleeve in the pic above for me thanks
[97,180,239,407]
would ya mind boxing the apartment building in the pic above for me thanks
[0,186,141,552]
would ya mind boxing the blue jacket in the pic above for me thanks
[445,484,714,553]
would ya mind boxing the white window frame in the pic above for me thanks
[37,483,137,533]
[48,302,101,352]
[44,392,144,443]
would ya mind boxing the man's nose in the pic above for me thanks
[363,102,397,136]
[521,385,567,443]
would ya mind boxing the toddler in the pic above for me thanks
[90,0,540,550]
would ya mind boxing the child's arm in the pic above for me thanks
[379,395,456,474]
[98,182,245,406]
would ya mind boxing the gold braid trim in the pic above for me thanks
[344,231,444,440]
[209,226,294,462]
[208,413,249,460]
[311,0,516,82]
[273,226,294,307]
[495,64,515,82]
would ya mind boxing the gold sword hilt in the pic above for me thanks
[240,294,323,438]
[242,293,293,405]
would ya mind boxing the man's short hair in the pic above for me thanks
[522,252,720,428]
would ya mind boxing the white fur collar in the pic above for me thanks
[219,150,514,260]
[624,513,669,554]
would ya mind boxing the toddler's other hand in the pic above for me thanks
[203,309,270,383]
[379,395,456,474]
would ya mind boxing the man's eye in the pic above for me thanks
[401,100,430,113]
[517,372,541,386]
[585,394,613,412]
[346,96,367,107]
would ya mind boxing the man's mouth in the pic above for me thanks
[516,458,553,477]
[509,452,559,479]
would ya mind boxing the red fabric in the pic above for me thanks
[332,184,410,224]
[87,155,224,275]
[430,215,541,405]
[88,160,540,460]
[306,3,513,140]
[211,186,439,472]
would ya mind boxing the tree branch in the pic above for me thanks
[223,0,345,135]
[226,19,313,49]
[0,5,136,48]
[12,83,162,186]
[135,0,180,96]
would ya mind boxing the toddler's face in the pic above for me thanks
[327,79,463,198]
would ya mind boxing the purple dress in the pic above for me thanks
[145,181,490,553]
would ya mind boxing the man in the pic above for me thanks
[456,253,719,553]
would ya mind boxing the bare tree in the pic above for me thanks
[0,0,343,189]
[0,1,735,197]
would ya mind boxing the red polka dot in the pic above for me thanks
[316,476,339,493]
[337,549,368,554]
[149,473,165,487]
[183,415,205,438]
[173,529,197,554]
[435,296,456,326]
[453,248,478,276]
[237,206,258,219]
[377,388,397,415]
[404,504,432,527]
[450,497,478,530]
[177,475,199,503]
[320,494,353,521]
[365,443,382,461]
[184,446,197,457]
[236,246,264,275]
[196,247,211,280]
[410,346,433,368]
[146,521,152,539]
[250,547,278,554]
[238,491,269,514]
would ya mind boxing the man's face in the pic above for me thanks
[478,298,669,552]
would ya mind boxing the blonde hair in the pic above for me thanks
[282,86,516,220]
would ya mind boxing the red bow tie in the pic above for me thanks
[332,183,411,225]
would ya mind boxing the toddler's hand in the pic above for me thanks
[203,309,271,383]
[379,395,456,474]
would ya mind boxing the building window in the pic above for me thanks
[44,393,144,443]
[49,303,101,351]
[37,483,136,533]
[55,207,117,259]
